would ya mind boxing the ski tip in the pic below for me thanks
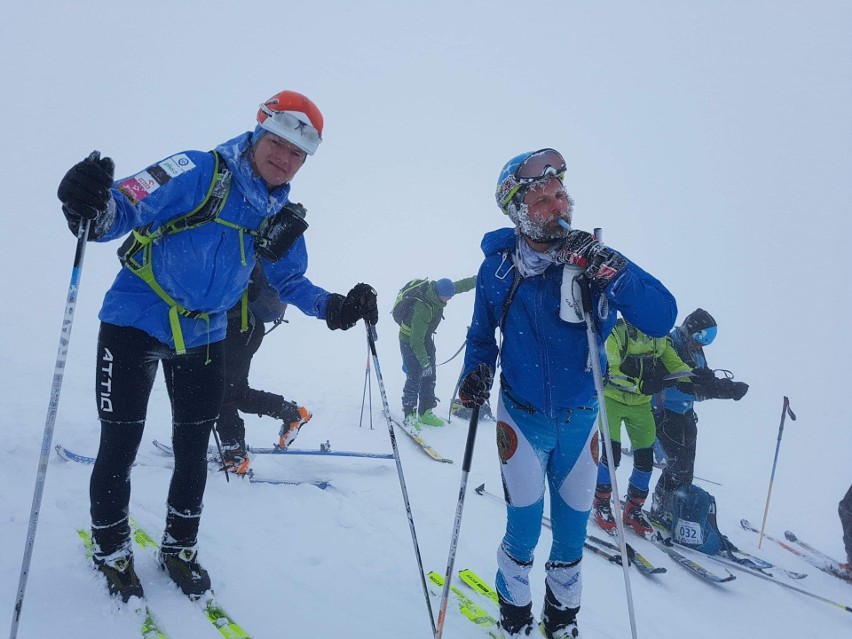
[475,483,485,494]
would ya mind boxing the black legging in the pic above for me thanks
[216,313,299,446]
[653,409,698,493]
[90,322,224,556]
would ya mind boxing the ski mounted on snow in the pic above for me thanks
[55,444,331,489]
[473,483,669,577]
[640,511,806,580]
[458,569,499,604]
[427,570,500,638]
[783,528,852,584]
[387,413,453,463]
[151,438,393,460]
[738,520,852,584]
[598,498,736,583]
[127,518,252,638]
[77,529,169,639]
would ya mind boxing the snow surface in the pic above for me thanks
[2,2,851,638]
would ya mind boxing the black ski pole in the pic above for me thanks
[758,396,796,548]
[435,369,486,639]
[358,342,373,429]
[364,323,436,636]
[11,152,100,639]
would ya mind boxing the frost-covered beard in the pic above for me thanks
[506,193,575,244]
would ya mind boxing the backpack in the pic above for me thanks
[670,484,725,555]
[391,279,429,325]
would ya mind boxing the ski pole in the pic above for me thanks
[11,153,99,639]
[436,339,466,367]
[358,342,373,429]
[435,372,486,639]
[573,224,639,639]
[758,396,796,548]
[364,323,436,636]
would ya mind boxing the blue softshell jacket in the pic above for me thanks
[462,228,678,417]
[96,131,332,350]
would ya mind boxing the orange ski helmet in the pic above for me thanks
[256,90,324,155]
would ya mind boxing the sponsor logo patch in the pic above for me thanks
[158,153,196,178]
[497,421,518,464]
[590,431,599,465]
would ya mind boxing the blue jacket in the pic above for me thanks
[655,328,708,414]
[97,132,332,349]
[462,228,678,417]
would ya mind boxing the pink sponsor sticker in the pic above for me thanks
[118,177,150,203]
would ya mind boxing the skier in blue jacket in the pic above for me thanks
[457,148,677,638]
[56,90,378,603]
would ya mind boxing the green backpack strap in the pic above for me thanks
[116,151,236,355]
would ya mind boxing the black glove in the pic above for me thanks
[325,283,378,330]
[58,152,115,238]
[549,230,628,288]
[639,373,666,396]
[458,363,494,408]
[685,367,716,396]
[711,378,750,401]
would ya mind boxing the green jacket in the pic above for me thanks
[604,320,692,406]
[399,276,476,367]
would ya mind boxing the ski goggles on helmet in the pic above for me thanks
[497,148,567,209]
[692,325,717,345]
[258,103,322,155]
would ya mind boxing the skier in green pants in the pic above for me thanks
[593,318,692,538]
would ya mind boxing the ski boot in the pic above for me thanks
[159,547,211,599]
[277,404,313,450]
[540,583,580,639]
[649,486,674,530]
[220,439,251,476]
[497,592,535,638]
[403,412,421,431]
[93,550,144,602]
[623,496,654,538]
[418,409,445,428]
[592,487,616,533]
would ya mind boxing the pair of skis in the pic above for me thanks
[56,444,333,489]
[387,413,454,463]
[740,518,852,584]
[78,518,250,638]
[474,483,732,584]
[427,568,503,638]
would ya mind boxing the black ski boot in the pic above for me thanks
[540,583,580,638]
[93,552,144,602]
[497,591,535,637]
[159,547,211,598]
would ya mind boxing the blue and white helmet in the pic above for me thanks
[495,148,572,242]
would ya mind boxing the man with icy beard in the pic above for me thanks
[457,148,678,638]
